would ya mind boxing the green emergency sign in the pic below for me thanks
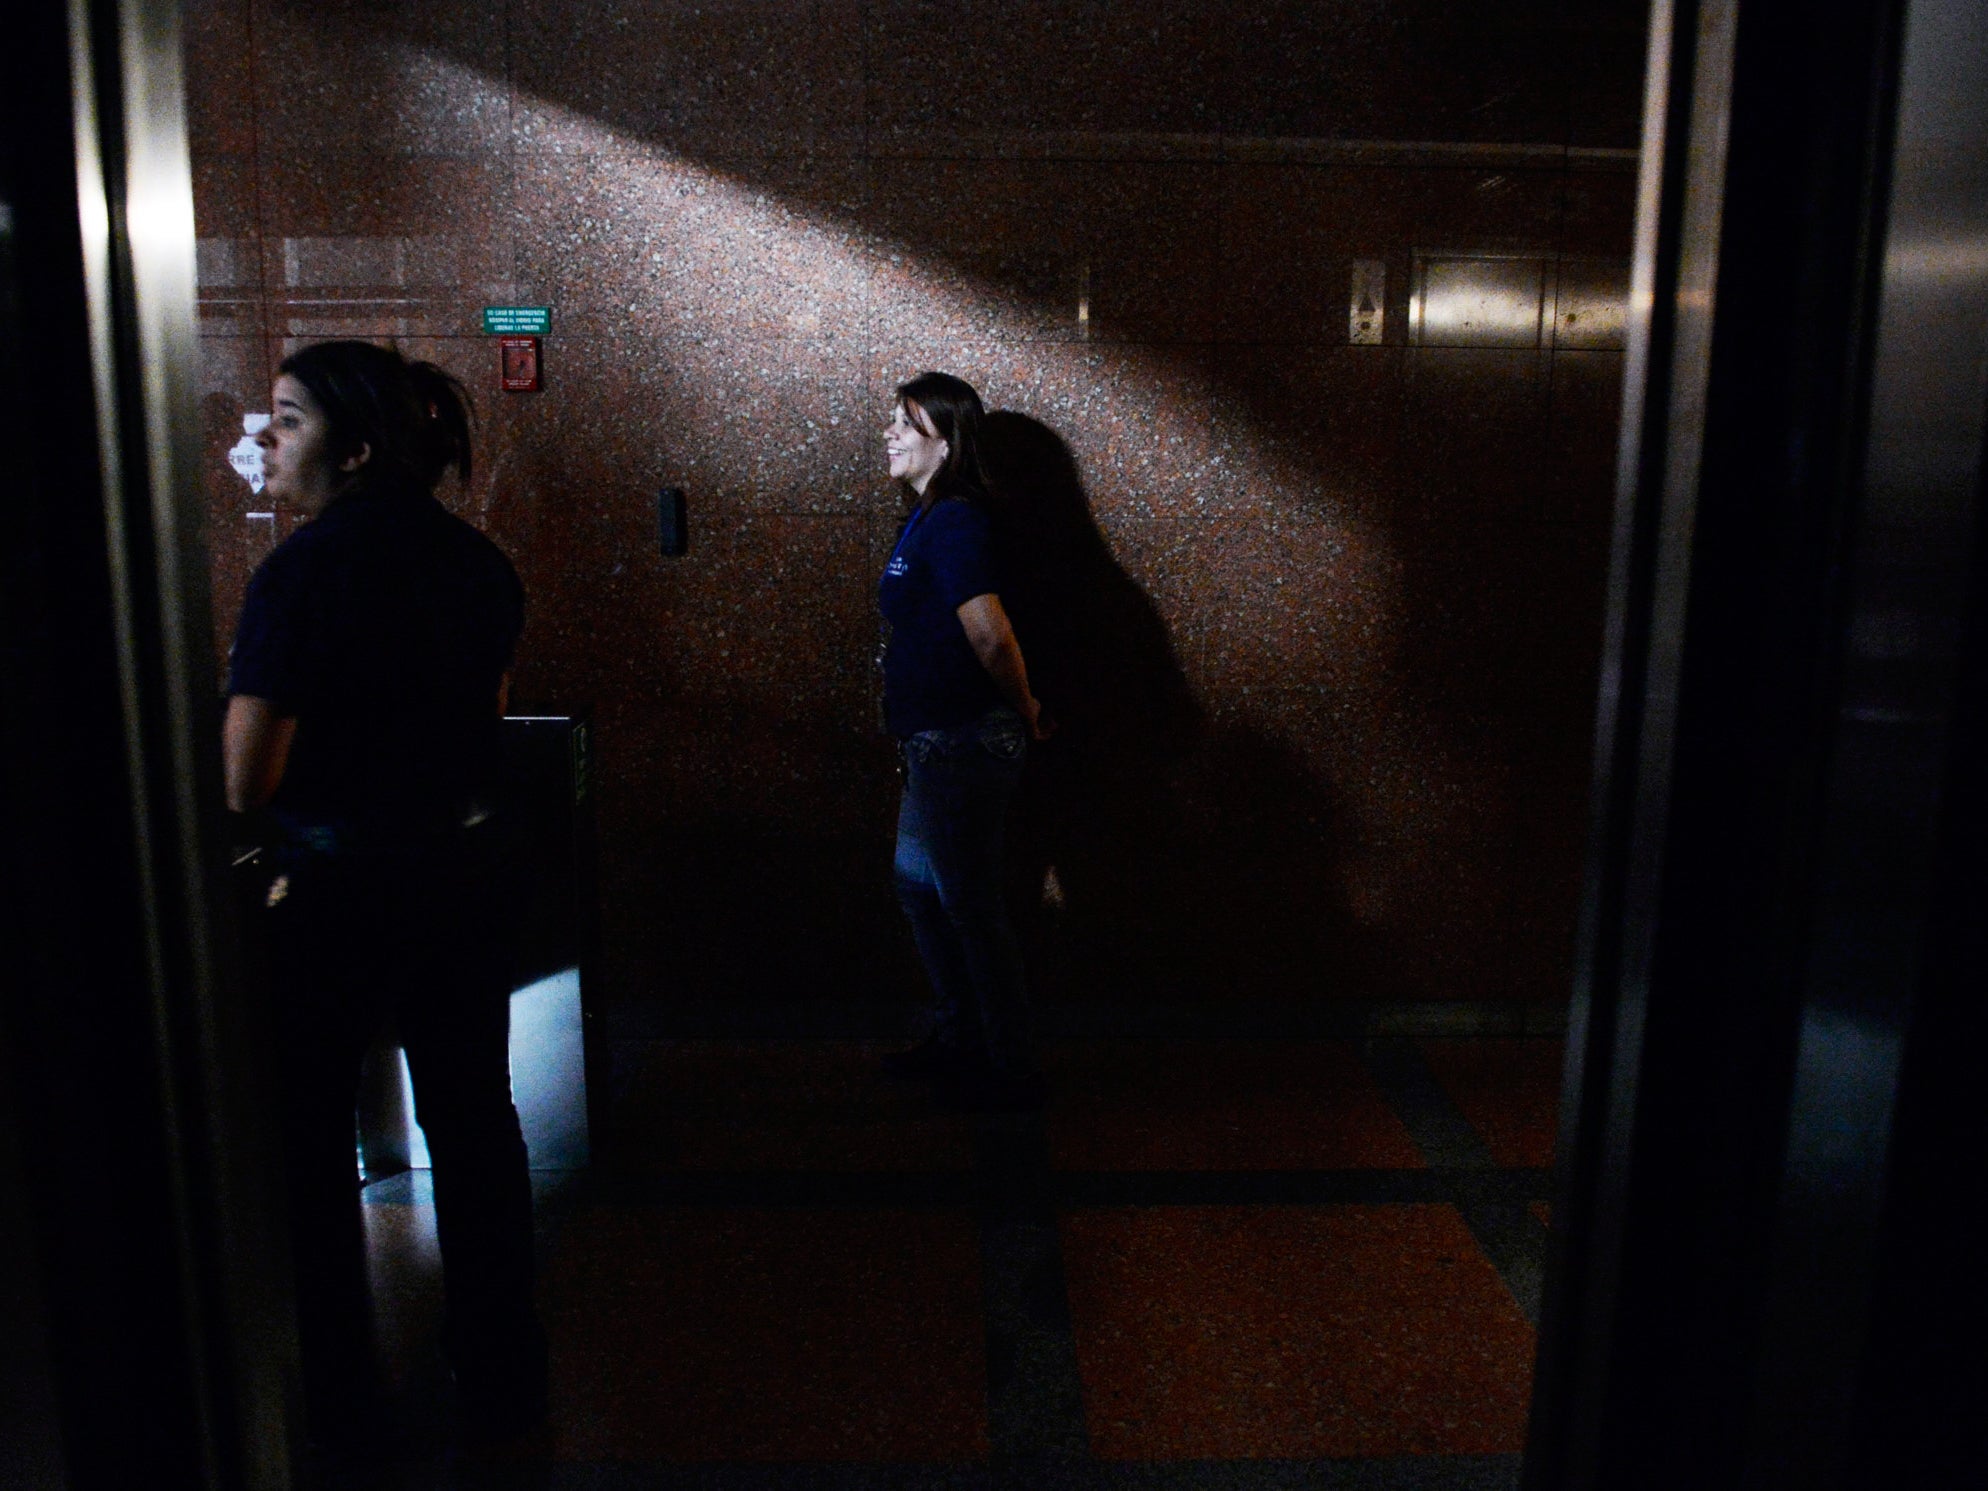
[482,306,551,335]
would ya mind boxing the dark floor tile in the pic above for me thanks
[612,1040,977,1173]
[543,1207,989,1462]
[1045,1041,1425,1173]
[1416,1039,1565,1169]
[1061,1461,1521,1490]
[1060,1205,1536,1460]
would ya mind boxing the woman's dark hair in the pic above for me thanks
[896,370,991,503]
[277,339,475,491]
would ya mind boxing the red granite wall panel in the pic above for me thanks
[188,0,1649,1011]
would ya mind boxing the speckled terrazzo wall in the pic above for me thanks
[188,0,1648,1010]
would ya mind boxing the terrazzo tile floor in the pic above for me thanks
[324,1029,1561,1490]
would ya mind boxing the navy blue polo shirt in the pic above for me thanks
[228,481,524,834]
[879,496,1005,736]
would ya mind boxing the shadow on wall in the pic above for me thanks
[604,416,1374,1012]
[985,413,1368,1003]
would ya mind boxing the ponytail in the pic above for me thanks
[408,360,475,487]
[277,340,477,495]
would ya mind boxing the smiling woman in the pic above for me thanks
[876,371,1054,1111]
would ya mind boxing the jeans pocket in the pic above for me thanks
[977,710,1027,761]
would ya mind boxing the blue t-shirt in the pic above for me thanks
[879,496,1004,736]
[228,482,524,833]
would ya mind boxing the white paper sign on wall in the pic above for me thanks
[230,414,269,493]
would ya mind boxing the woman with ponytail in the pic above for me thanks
[877,372,1053,1110]
[224,340,544,1445]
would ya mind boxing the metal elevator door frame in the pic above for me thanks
[0,1,297,1487]
[1527,0,1988,1486]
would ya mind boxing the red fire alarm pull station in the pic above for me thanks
[498,335,541,392]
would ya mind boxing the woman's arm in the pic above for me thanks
[222,695,297,813]
[956,593,1053,741]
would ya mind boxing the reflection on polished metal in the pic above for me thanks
[358,968,592,1178]
[1407,256,1622,353]
[1408,252,1632,351]
[3,0,297,1483]
[1743,0,1988,1479]
[1349,259,1386,344]
[1552,260,1632,351]
[75,0,307,1458]
[1411,253,1548,348]
[1529,0,1988,1484]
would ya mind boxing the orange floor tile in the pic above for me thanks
[1061,1204,1536,1460]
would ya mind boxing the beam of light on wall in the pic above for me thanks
[219,40,1596,930]
[485,84,1404,653]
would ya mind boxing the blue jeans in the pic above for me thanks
[894,706,1034,1074]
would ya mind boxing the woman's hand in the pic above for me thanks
[1022,695,1057,742]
